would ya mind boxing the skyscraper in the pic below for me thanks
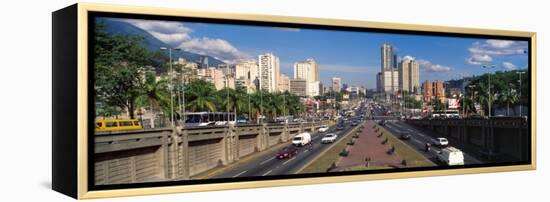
[258,53,280,93]
[398,58,420,94]
[381,44,399,93]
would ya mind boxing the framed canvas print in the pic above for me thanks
[52,3,536,199]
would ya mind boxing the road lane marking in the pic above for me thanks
[232,170,247,178]
[303,149,309,153]
[260,157,275,165]
[413,139,423,144]
[262,170,273,176]
[282,157,296,165]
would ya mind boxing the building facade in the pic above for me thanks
[398,58,420,94]
[380,44,399,93]
[289,79,307,97]
[332,77,342,92]
[278,74,290,92]
[258,53,280,93]
[422,80,433,103]
[235,59,259,93]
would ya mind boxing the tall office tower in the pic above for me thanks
[398,58,420,93]
[381,44,398,93]
[332,77,342,92]
[258,53,280,93]
[423,80,433,103]
[235,59,259,93]
[433,80,445,102]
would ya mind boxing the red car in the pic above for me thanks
[277,146,298,159]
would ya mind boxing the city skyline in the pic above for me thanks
[106,17,529,89]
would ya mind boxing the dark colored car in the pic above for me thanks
[276,146,298,159]
[378,120,386,126]
[399,132,411,140]
[351,121,358,126]
[336,124,345,130]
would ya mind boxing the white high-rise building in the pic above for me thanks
[398,58,420,93]
[258,53,280,93]
[294,58,320,97]
[235,59,259,93]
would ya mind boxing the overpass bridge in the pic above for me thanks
[94,121,326,185]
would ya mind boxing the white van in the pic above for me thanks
[292,132,312,146]
[437,146,464,166]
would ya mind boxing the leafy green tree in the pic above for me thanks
[94,20,158,119]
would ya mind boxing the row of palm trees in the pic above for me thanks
[136,74,306,126]
[462,82,521,116]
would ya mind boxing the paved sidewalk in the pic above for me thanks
[337,120,402,168]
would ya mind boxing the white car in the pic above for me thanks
[318,125,330,132]
[321,133,338,144]
[434,137,449,147]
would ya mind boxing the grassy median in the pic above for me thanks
[299,126,359,174]
[378,125,436,167]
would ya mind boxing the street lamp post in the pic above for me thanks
[517,71,525,117]
[482,65,496,118]
[160,47,181,127]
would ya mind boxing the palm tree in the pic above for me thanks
[136,72,169,128]
[498,86,519,116]
[250,90,264,124]
[475,82,495,116]
[185,80,220,112]
[219,87,247,122]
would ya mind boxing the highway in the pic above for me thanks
[208,118,361,179]
[371,107,482,165]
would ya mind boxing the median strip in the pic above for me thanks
[297,123,363,174]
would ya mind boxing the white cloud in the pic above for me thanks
[417,59,452,72]
[121,18,250,63]
[121,19,192,47]
[402,55,415,61]
[502,62,517,70]
[486,39,515,49]
[178,37,250,63]
[466,54,492,65]
[466,39,527,65]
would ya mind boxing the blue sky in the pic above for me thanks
[118,18,529,89]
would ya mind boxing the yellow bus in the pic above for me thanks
[95,119,143,131]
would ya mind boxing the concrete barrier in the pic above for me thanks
[407,117,529,162]
[94,121,327,185]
